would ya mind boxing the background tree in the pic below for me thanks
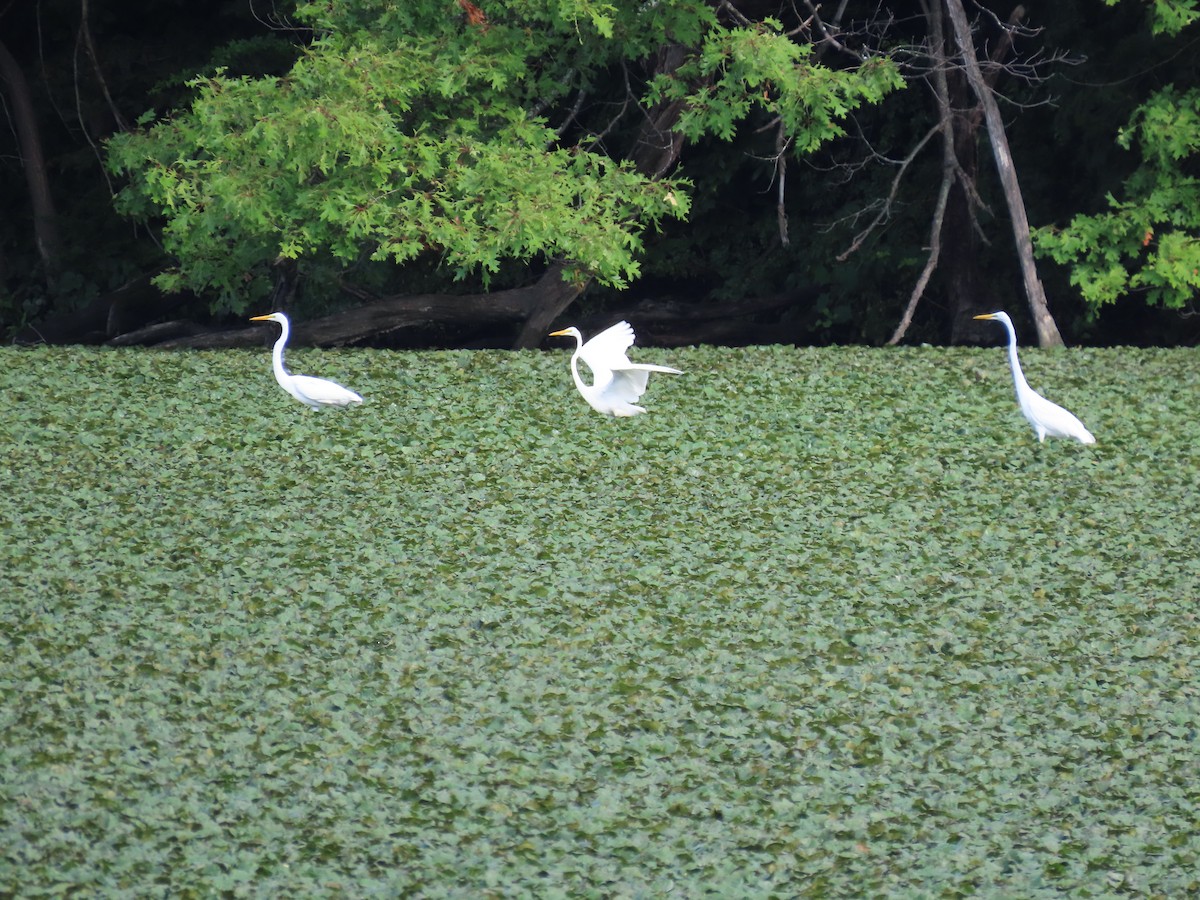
[1034,0,1200,321]
[105,0,902,347]
[4,1,1198,346]
[0,0,293,340]
[848,1,1072,347]
[0,38,63,294]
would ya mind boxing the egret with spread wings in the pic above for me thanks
[549,321,681,417]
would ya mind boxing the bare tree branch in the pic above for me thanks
[553,89,587,139]
[835,122,941,262]
[717,0,752,28]
[889,2,956,345]
[944,0,1062,347]
[79,0,127,132]
[74,0,117,197]
[775,121,790,246]
[581,62,634,151]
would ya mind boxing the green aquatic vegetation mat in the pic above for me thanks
[0,342,1197,896]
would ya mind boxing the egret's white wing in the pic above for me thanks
[605,369,652,403]
[578,321,636,373]
[593,368,649,416]
[591,363,684,416]
[607,363,683,399]
[1024,390,1094,443]
[618,363,683,376]
[290,374,363,408]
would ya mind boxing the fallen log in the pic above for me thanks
[110,285,816,350]
[139,262,581,349]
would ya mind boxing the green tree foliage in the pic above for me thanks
[647,20,901,151]
[1034,1,1200,312]
[106,1,901,314]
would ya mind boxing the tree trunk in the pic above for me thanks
[941,67,1009,341]
[942,8,991,340]
[0,39,63,288]
[889,3,957,345]
[631,45,691,177]
[943,0,1062,347]
[149,273,590,349]
[944,4,1030,342]
[511,43,698,345]
[512,263,587,348]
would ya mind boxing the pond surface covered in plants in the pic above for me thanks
[1,344,1197,895]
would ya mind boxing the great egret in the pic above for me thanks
[249,312,363,409]
[974,311,1095,444]
[548,320,682,417]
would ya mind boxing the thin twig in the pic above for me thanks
[835,122,941,262]
[79,0,127,131]
[553,88,588,140]
[73,19,115,196]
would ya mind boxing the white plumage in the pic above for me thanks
[249,312,363,409]
[974,311,1095,444]
[549,320,682,417]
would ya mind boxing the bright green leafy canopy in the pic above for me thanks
[106,0,900,313]
[1034,1,1200,312]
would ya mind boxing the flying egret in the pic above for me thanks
[249,312,364,409]
[974,311,1095,444]
[548,320,681,417]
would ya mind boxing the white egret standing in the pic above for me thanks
[249,312,364,409]
[548,320,681,417]
[974,311,1095,444]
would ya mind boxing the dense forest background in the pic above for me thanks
[2,0,1199,348]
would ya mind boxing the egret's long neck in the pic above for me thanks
[569,342,589,393]
[272,320,291,382]
[1002,319,1031,396]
